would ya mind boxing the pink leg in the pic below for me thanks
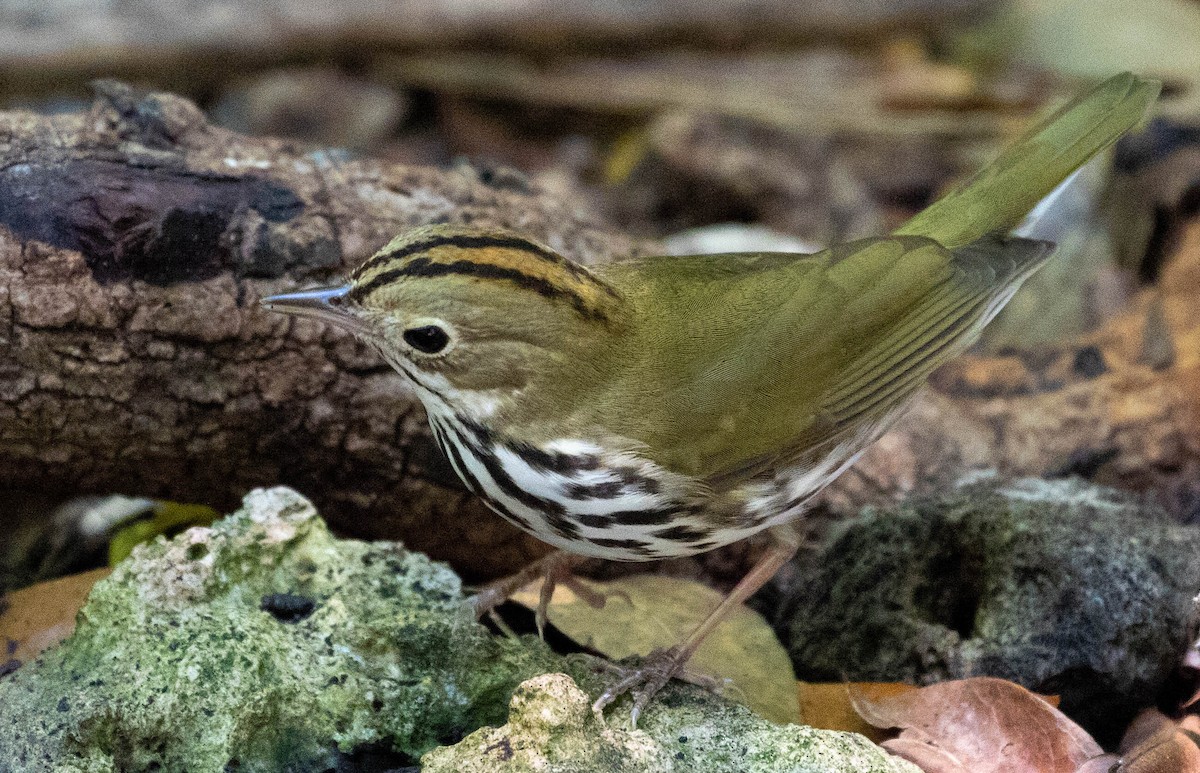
[471,551,597,639]
[592,525,801,727]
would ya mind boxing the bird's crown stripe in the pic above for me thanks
[349,233,620,321]
[352,233,567,279]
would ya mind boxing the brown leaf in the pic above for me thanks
[1118,732,1200,773]
[798,681,918,740]
[800,681,1062,744]
[0,568,110,666]
[851,677,1101,773]
[1120,709,1178,755]
[1103,709,1200,773]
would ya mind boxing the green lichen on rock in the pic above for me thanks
[0,487,563,772]
[0,486,921,772]
[423,672,919,773]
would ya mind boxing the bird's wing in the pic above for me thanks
[585,73,1156,484]
[811,235,1051,443]
[597,234,1052,482]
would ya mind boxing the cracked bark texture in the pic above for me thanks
[1,82,1197,581]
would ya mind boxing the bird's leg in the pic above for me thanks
[470,550,601,639]
[592,525,801,727]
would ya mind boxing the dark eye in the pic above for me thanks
[403,325,450,354]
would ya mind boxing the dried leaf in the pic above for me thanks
[851,677,1101,773]
[1104,709,1200,773]
[804,678,1060,724]
[1120,709,1178,755]
[0,568,110,665]
[513,574,799,724]
[1118,732,1200,773]
[798,680,1060,742]
[798,681,918,740]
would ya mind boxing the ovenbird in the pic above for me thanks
[263,73,1157,723]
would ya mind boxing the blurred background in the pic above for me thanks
[1,0,1198,591]
[0,0,1194,273]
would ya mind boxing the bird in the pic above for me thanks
[262,73,1158,725]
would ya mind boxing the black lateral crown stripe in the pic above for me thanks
[351,257,612,321]
[353,233,611,291]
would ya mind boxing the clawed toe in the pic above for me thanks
[470,585,511,619]
[560,573,616,610]
[591,647,687,728]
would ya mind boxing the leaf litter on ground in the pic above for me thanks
[0,567,111,667]
[851,676,1200,773]
[852,677,1097,772]
[512,573,800,724]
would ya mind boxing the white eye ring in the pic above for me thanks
[401,318,454,356]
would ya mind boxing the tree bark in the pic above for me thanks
[1,83,1196,582]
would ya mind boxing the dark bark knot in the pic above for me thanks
[0,159,304,285]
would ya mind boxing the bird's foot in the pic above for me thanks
[592,647,719,728]
[470,551,601,639]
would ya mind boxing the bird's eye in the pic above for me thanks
[402,325,450,354]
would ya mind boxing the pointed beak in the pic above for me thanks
[260,284,364,332]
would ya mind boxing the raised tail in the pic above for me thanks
[894,72,1159,249]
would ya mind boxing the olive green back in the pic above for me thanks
[566,235,1049,479]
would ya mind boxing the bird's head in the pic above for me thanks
[261,225,625,417]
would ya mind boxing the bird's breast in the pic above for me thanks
[425,411,773,561]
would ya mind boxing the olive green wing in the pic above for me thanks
[809,234,1051,445]
[588,74,1155,482]
[600,234,1051,482]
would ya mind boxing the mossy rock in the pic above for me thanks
[422,672,918,773]
[0,487,563,772]
[0,486,919,772]
[777,476,1200,745]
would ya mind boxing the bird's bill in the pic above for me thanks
[259,284,364,332]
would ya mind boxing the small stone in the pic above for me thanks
[776,476,1200,746]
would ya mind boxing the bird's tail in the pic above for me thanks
[894,72,1159,249]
